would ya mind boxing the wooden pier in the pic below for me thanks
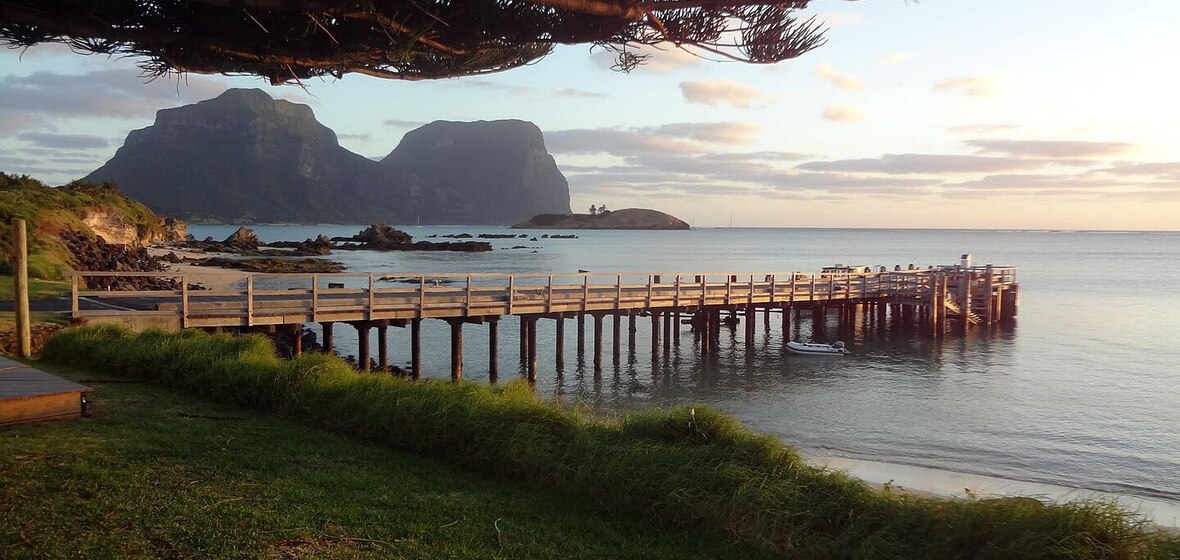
[71,263,1018,381]
[0,356,91,426]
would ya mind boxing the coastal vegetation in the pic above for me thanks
[1,361,771,560]
[0,172,176,279]
[39,325,1180,559]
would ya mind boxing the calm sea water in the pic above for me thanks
[189,225,1180,502]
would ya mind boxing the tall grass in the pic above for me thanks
[42,325,1178,559]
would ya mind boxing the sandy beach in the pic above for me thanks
[146,247,248,291]
[804,453,1180,530]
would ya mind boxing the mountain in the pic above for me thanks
[84,89,571,225]
[380,120,570,224]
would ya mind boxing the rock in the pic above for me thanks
[332,224,491,252]
[222,226,260,250]
[197,257,344,273]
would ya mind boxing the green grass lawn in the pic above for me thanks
[0,275,69,301]
[0,361,773,560]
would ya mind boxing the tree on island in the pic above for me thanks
[597,204,610,215]
[588,205,598,216]
[0,1,831,84]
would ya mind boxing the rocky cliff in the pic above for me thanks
[512,208,690,230]
[84,89,571,225]
[380,120,571,224]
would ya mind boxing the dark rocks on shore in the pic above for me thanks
[267,234,334,256]
[197,257,344,273]
[61,230,181,290]
[332,224,492,252]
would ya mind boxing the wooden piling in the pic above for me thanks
[519,314,529,361]
[377,324,389,370]
[11,219,29,358]
[292,325,302,356]
[527,316,538,382]
[650,311,660,358]
[356,323,371,372]
[411,318,421,380]
[321,322,334,353]
[592,313,603,372]
[612,313,621,363]
[555,315,565,369]
[744,304,755,347]
[449,320,463,381]
[489,319,499,380]
[628,312,636,348]
[577,313,585,356]
[662,311,672,354]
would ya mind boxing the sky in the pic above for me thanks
[2,0,1179,230]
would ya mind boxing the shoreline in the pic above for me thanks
[803,452,1180,529]
[146,247,247,291]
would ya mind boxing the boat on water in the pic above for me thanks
[786,341,849,355]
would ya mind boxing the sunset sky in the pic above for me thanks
[2,0,1178,230]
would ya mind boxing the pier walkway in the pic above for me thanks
[70,264,1018,381]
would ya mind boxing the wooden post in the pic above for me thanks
[782,303,791,336]
[700,309,710,357]
[292,325,302,356]
[612,313,621,363]
[960,270,972,334]
[592,313,603,372]
[245,274,254,327]
[519,314,529,361]
[13,220,32,357]
[577,312,585,355]
[527,316,538,382]
[663,311,672,357]
[321,322,334,353]
[357,323,371,372]
[411,318,422,380]
[650,310,660,357]
[449,320,463,381]
[983,265,995,325]
[70,272,79,321]
[489,319,499,381]
[555,315,565,369]
[628,312,636,348]
[377,324,389,370]
[674,309,681,339]
[744,304,755,347]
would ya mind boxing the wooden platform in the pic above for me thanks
[0,356,90,426]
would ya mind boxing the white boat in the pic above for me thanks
[786,341,849,355]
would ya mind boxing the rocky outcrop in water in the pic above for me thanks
[512,208,690,230]
[333,224,492,252]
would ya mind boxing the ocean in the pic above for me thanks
[188,225,1180,504]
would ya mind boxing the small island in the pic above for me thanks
[512,208,689,230]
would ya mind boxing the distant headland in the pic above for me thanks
[512,208,689,230]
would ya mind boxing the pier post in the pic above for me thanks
[744,304,755,347]
[593,313,604,373]
[321,322,334,353]
[983,265,995,325]
[555,315,565,370]
[577,313,586,356]
[291,325,302,357]
[356,323,371,372]
[411,318,421,380]
[377,324,389,370]
[520,315,529,361]
[628,312,637,349]
[489,318,499,381]
[650,310,661,357]
[527,316,538,382]
[663,311,673,354]
[613,313,622,363]
[449,319,463,381]
[960,270,972,334]
[674,310,681,339]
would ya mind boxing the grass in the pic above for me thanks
[37,325,1180,559]
[1,360,777,560]
[0,275,69,301]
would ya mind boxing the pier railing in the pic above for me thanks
[70,267,1018,329]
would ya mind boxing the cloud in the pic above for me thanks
[547,122,761,156]
[649,122,761,144]
[0,114,55,136]
[1092,162,1180,177]
[821,105,866,122]
[553,87,607,98]
[814,63,863,91]
[800,153,1046,175]
[382,119,424,128]
[881,52,914,65]
[337,132,371,142]
[947,124,1019,134]
[15,131,108,149]
[0,68,227,120]
[933,75,1003,96]
[679,80,768,108]
[967,139,1136,159]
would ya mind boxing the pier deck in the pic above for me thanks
[70,265,1018,381]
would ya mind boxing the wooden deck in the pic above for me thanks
[0,356,90,426]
